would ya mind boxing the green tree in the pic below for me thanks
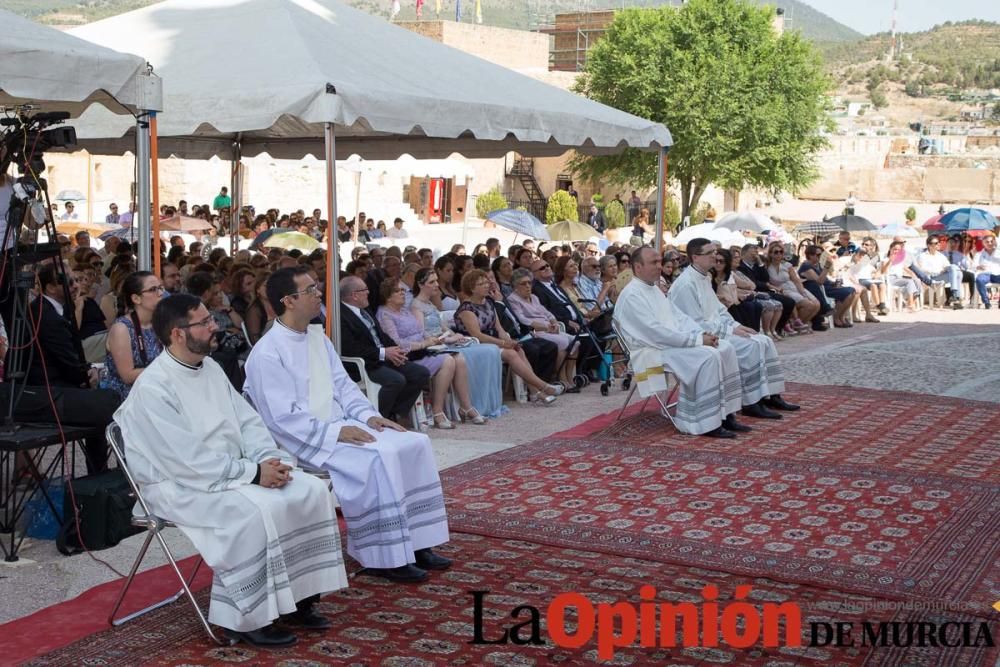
[475,187,507,219]
[546,190,579,224]
[664,197,681,231]
[904,206,917,222]
[870,88,888,109]
[570,0,830,220]
[992,102,1000,122]
[605,200,626,229]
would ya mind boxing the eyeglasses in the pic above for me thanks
[929,241,940,245]
[586,250,599,256]
[289,284,320,298]
[351,288,369,294]
[141,285,165,294]
[392,287,406,294]
[695,251,716,256]
[533,264,550,271]
[178,314,216,329]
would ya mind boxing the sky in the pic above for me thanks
[799,0,1000,35]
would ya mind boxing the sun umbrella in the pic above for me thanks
[159,214,215,232]
[827,214,877,232]
[486,208,550,240]
[56,221,121,237]
[939,208,998,234]
[876,222,919,238]
[546,220,600,242]
[53,189,86,202]
[249,227,287,249]
[99,226,136,242]
[671,222,745,248]
[252,230,321,252]
[714,210,776,234]
[793,220,842,236]
[922,214,945,231]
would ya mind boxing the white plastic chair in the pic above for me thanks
[341,356,426,431]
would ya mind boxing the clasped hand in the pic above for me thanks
[259,458,292,489]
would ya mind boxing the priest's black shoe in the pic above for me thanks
[723,415,752,433]
[224,624,298,648]
[282,598,332,631]
[415,548,453,571]
[741,402,782,420]
[703,426,736,439]
[368,564,429,583]
[763,395,800,412]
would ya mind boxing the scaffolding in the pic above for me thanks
[539,9,617,72]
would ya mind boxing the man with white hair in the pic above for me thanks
[669,238,798,419]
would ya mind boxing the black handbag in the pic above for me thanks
[56,468,142,555]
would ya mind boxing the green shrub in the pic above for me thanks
[546,190,579,224]
[605,200,626,229]
[476,187,508,219]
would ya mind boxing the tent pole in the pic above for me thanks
[136,115,151,270]
[654,147,668,254]
[150,113,161,276]
[86,153,93,227]
[230,137,242,256]
[325,123,341,351]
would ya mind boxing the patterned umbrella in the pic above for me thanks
[793,220,841,236]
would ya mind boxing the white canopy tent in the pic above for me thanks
[1,8,162,259]
[67,0,671,347]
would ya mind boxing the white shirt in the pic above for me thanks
[60,211,79,221]
[915,250,949,275]
[387,226,408,239]
[974,249,1000,275]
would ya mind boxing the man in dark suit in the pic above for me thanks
[339,276,430,421]
[2,264,119,472]
[529,259,598,377]
[736,244,795,334]
[586,204,606,234]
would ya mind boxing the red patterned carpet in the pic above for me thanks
[22,534,998,667]
[17,383,1000,665]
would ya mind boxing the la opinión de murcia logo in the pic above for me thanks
[469,586,996,660]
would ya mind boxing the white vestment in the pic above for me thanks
[614,279,742,435]
[669,266,785,404]
[244,321,449,570]
[114,352,347,632]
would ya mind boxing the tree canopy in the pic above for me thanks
[571,0,831,218]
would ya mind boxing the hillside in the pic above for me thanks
[0,0,860,42]
[822,20,1000,91]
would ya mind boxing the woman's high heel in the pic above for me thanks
[459,408,487,425]
[531,392,557,406]
[432,412,455,429]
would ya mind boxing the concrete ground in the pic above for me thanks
[1,305,997,626]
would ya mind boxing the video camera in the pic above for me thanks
[1,111,77,179]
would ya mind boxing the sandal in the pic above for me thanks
[458,408,487,425]
[432,413,455,429]
[531,392,557,406]
[548,383,565,396]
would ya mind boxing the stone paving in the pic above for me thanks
[1,308,997,625]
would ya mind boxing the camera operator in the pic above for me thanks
[0,264,120,473]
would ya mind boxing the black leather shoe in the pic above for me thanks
[762,395,800,412]
[367,564,429,583]
[282,608,332,631]
[723,415,752,433]
[415,548,453,571]
[703,426,736,439]
[741,402,783,420]
[225,625,297,648]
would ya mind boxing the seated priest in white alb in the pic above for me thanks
[668,238,799,418]
[615,247,750,439]
[244,267,451,585]
[114,294,348,649]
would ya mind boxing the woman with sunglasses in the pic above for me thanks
[763,242,818,334]
[881,240,920,311]
[103,271,164,399]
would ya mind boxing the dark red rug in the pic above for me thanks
[442,385,1000,616]
[22,534,998,667]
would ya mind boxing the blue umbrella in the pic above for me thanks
[939,208,998,234]
[485,208,550,241]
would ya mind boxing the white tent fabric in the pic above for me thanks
[66,0,671,160]
[0,9,148,116]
